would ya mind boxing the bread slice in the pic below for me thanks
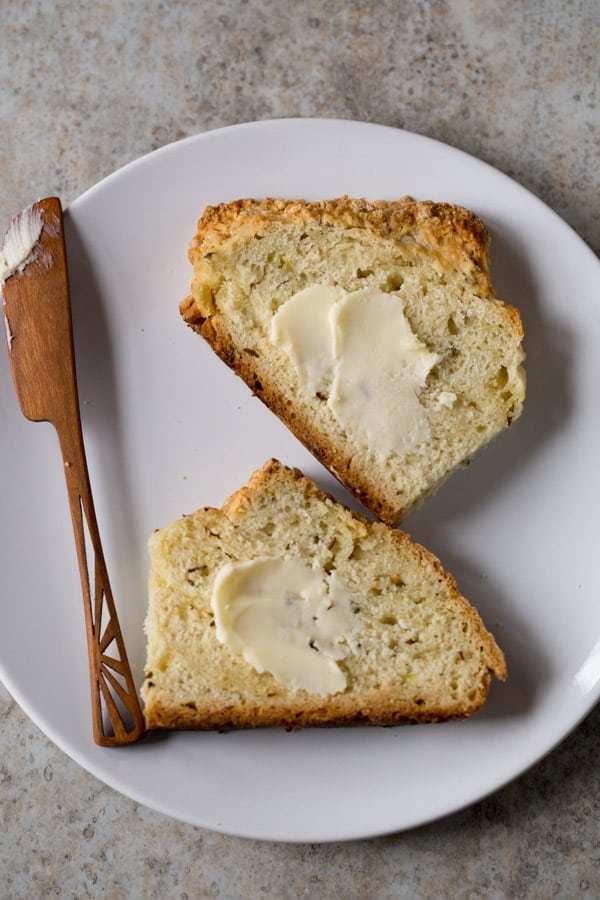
[181,196,525,525]
[141,459,505,730]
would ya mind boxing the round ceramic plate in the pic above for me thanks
[1,119,599,842]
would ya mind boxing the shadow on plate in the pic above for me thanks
[63,211,147,688]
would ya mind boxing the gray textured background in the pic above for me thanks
[1,1,599,896]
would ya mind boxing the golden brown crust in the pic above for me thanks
[144,693,489,731]
[189,195,494,295]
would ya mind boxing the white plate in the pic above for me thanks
[1,118,600,843]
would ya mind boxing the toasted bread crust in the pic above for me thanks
[188,196,496,296]
[144,692,491,730]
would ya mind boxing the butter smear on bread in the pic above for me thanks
[211,556,358,696]
[271,284,440,456]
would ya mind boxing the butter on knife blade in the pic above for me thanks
[0,203,44,286]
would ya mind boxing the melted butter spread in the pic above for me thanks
[269,284,343,393]
[270,284,440,456]
[211,557,358,695]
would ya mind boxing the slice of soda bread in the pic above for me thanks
[141,459,505,730]
[181,196,525,525]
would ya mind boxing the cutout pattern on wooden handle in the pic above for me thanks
[72,488,145,746]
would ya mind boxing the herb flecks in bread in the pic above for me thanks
[142,460,505,731]
[181,196,526,524]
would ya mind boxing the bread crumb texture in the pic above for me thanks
[181,196,526,524]
[142,460,505,730]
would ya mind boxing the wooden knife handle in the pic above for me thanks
[60,428,146,746]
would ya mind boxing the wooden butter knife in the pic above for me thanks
[1,197,145,746]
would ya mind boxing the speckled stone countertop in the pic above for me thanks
[1,2,599,896]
